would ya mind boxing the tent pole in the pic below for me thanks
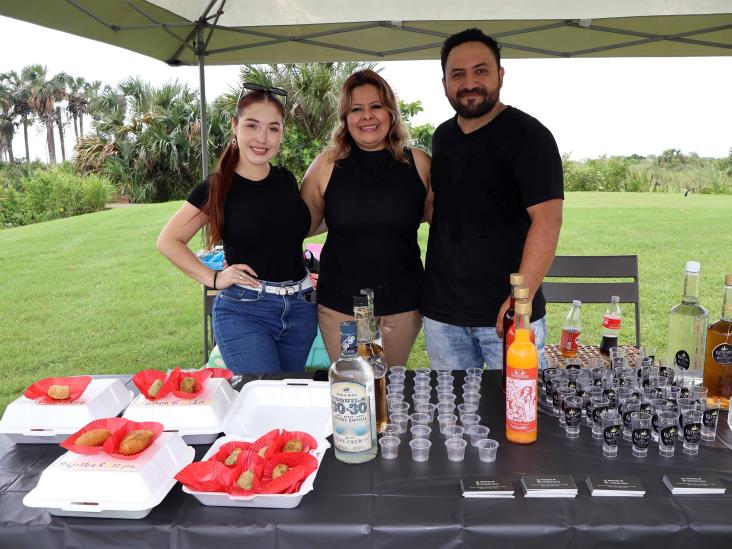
[198,24,209,179]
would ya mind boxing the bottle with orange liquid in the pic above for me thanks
[506,300,538,444]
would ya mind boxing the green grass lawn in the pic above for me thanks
[1,192,731,415]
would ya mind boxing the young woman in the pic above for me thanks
[300,70,432,366]
[157,86,316,374]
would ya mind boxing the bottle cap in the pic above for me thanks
[685,260,701,274]
[572,299,581,307]
[610,295,619,303]
[725,274,732,286]
[510,273,524,286]
[515,301,532,315]
[514,285,529,299]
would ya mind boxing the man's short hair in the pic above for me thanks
[440,28,502,74]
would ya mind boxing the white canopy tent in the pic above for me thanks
[2,0,730,173]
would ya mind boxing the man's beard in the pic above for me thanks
[448,86,500,119]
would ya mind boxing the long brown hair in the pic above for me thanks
[329,70,409,163]
[201,90,285,249]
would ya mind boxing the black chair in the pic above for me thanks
[541,255,641,347]
[203,286,219,363]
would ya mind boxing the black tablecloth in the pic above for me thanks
[1,371,731,549]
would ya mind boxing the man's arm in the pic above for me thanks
[495,198,563,337]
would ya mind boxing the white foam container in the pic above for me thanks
[182,378,332,509]
[0,379,134,444]
[122,378,237,444]
[23,432,195,519]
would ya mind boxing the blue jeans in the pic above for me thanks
[423,315,547,371]
[213,283,317,374]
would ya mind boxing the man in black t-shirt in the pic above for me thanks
[422,28,564,371]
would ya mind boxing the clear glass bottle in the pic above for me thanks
[354,295,388,433]
[360,288,382,347]
[667,261,708,384]
[600,296,622,356]
[703,274,732,409]
[560,300,582,359]
[329,321,377,464]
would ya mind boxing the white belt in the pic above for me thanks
[237,275,313,296]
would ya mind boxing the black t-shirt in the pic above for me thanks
[187,165,311,282]
[422,106,564,326]
[318,147,426,316]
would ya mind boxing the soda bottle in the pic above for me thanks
[506,300,538,444]
[599,296,622,356]
[501,273,524,391]
[560,300,582,359]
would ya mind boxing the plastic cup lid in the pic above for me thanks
[685,260,701,273]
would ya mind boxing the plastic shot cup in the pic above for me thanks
[620,398,640,441]
[590,396,611,439]
[466,368,483,377]
[435,368,452,376]
[410,425,431,440]
[550,379,570,416]
[563,395,583,438]
[438,393,457,406]
[378,436,400,459]
[691,386,708,405]
[409,438,431,462]
[389,366,406,377]
[462,382,481,394]
[701,397,721,441]
[460,413,481,431]
[462,391,481,407]
[682,409,703,455]
[436,374,454,385]
[464,374,482,386]
[584,386,603,426]
[650,398,671,441]
[386,394,405,412]
[437,413,458,434]
[382,423,401,437]
[476,439,499,463]
[442,425,464,440]
[390,401,410,415]
[413,379,431,390]
[556,386,576,426]
[467,424,490,446]
[389,373,406,384]
[601,409,622,457]
[445,438,468,462]
[631,411,652,457]
[389,412,410,434]
[658,410,679,457]
[410,412,431,426]
[412,393,431,407]
[437,402,456,416]
[677,397,698,436]
[457,403,479,417]
[387,383,405,395]
[415,402,437,422]
[414,367,431,377]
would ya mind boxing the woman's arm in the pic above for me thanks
[300,151,334,236]
[412,147,434,224]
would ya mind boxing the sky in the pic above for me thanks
[1,15,731,163]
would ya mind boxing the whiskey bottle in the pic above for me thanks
[703,274,732,409]
[667,261,708,384]
[354,295,388,433]
[329,321,377,464]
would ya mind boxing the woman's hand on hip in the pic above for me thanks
[217,264,259,289]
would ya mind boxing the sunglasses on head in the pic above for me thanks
[236,82,288,111]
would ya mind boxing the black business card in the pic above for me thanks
[460,477,515,496]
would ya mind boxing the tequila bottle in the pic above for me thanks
[667,261,708,384]
[329,321,377,464]
[354,295,388,433]
[703,274,732,409]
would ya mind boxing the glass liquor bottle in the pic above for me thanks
[560,300,582,359]
[501,273,524,391]
[667,261,708,384]
[360,288,382,347]
[703,274,732,409]
[506,300,538,444]
[354,295,388,433]
[329,321,377,463]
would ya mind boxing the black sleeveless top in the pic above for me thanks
[318,146,426,316]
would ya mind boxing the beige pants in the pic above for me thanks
[318,305,422,367]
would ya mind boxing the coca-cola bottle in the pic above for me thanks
[560,300,582,359]
[600,296,622,356]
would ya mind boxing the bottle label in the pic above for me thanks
[330,381,373,453]
[560,330,580,352]
[506,367,537,432]
[603,425,621,446]
[674,350,691,370]
[660,425,678,446]
[683,422,701,444]
[712,343,732,366]
[602,315,621,330]
[632,428,650,449]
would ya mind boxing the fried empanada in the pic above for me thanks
[272,463,289,479]
[224,448,241,466]
[47,385,70,400]
[179,377,197,394]
[282,439,303,453]
[148,379,164,398]
[236,470,254,490]
[75,429,112,447]
[118,429,155,455]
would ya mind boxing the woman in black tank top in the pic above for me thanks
[301,70,433,366]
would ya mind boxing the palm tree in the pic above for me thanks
[0,70,32,161]
[0,83,16,162]
[22,64,67,164]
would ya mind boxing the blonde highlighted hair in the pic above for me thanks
[329,70,410,163]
